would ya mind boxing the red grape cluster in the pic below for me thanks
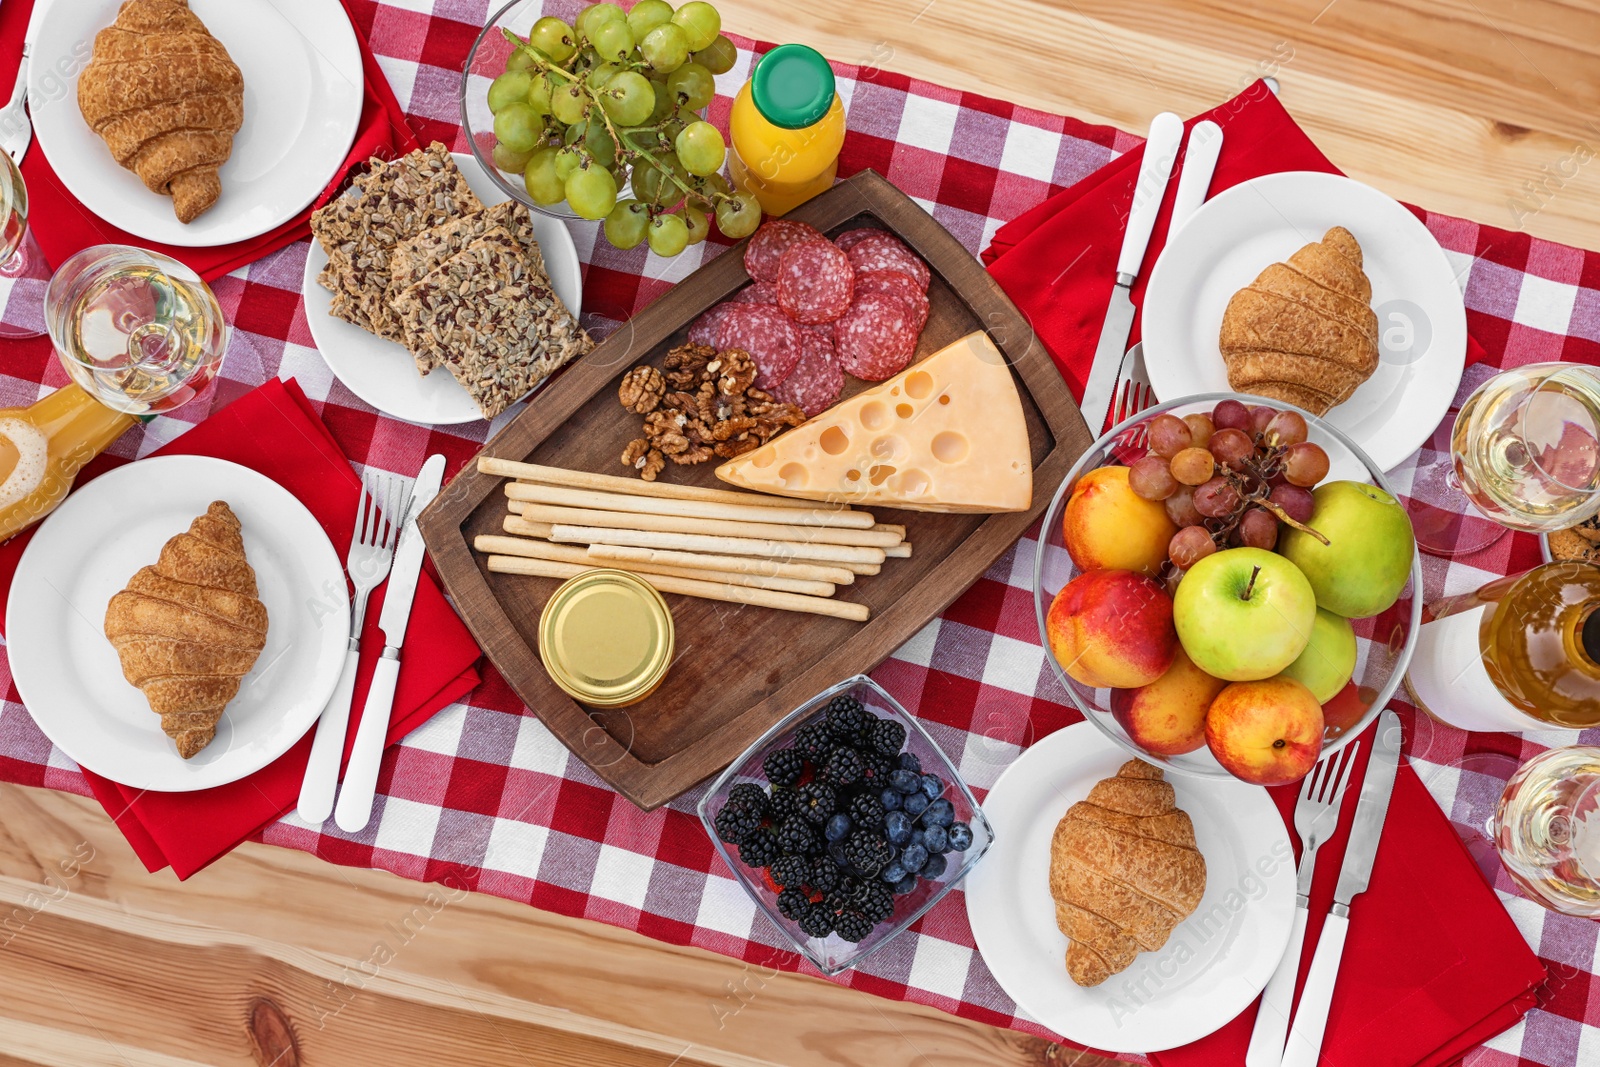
[1128,399,1331,571]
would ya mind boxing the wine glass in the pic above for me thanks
[1485,746,1600,918]
[0,151,49,339]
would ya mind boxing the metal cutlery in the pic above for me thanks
[333,454,447,834]
[296,471,409,825]
[1245,739,1361,1067]
[1282,708,1404,1067]
[0,0,50,165]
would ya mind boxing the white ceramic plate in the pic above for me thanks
[301,152,585,426]
[1141,171,1467,473]
[7,456,349,792]
[965,721,1295,1054]
[30,0,364,248]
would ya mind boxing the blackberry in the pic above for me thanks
[833,908,874,943]
[798,781,837,825]
[762,747,806,787]
[822,747,864,788]
[728,782,771,815]
[860,751,895,787]
[768,787,804,821]
[798,903,835,938]
[835,873,861,900]
[777,887,809,920]
[855,881,895,923]
[847,792,886,832]
[794,722,834,763]
[776,816,820,857]
[825,696,869,740]
[714,803,763,845]
[807,856,841,895]
[739,831,781,868]
[771,853,810,888]
[843,831,893,876]
[866,717,907,755]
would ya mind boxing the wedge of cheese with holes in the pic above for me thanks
[715,331,1032,512]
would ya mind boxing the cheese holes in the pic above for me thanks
[905,371,934,399]
[868,464,896,486]
[819,425,850,456]
[938,394,951,405]
[889,469,930,496]
[870,435,907,462]
[778,463,809,490]
[895,403,914,419]
[860,402,890,430]
[931,431,968,464]
[750,447,777,468]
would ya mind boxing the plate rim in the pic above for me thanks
[1141,169,1467,473]
[299,151,586,426]
[29,0,365,248]
[963,719,1296,1052]
[6,455,349,791]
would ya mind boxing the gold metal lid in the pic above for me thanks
[538,569,675,708]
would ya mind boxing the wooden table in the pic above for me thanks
[2,3,1592,1064]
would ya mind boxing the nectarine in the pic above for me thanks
[1046,569,1177,689]
[1205,676,1324,786]
[1063,466,1178,577]
[1111,646,1226,755]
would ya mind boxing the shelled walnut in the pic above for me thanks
[616,343,804,479]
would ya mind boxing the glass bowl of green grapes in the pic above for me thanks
[461,0,763,256]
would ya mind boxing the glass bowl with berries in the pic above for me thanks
[698,676,993,975]
[1033,393,1421,786]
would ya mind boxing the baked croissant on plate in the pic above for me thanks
[104,501,268,759]
[1049,760,1207,987]
[1218,225,1380,416]
[77,0,245,224]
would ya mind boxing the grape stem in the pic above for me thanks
[1254,495,1331,544]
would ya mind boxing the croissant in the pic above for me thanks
[77,0,245,224]
[104,502,268,759]
[1218,226,1380,416]
[1049,760,1206,986]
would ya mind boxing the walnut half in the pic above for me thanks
[618,366,665,414]
[621,438,665,481]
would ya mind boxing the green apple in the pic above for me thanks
[1279,481,1415,619]
[1279,607,1357,703]
[1173,547,1317,682]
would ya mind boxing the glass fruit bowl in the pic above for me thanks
[698,676,993,975]
[1033,392,1422,782]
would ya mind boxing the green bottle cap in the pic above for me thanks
[750,44,835,131]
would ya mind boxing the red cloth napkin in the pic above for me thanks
[0,0,418,281]
[1147,732,1544,1067]
[984,81,1488,427]
[0,379,482,878]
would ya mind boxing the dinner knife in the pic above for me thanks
[1077,110,1183,437]
[333,454,446,833]
[1280,708,1404,1067]
[1167,120,1222,235]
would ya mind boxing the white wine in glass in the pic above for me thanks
[0,149,47,339]
[1493,746,1600,918]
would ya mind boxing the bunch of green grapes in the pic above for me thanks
[486,1,761,256]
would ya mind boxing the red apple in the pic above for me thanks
[1205,677,1324,786]
[1046,569,1177,689]
[1111,646,1226,755]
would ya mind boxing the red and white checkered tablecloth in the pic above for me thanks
[2,1,1600,1063]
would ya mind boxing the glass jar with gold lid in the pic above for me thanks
[538,569,675,707]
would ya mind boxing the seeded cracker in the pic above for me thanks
[391,236,592,419]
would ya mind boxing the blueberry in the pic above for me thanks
[922,825,949,854]
[919,774,944,800]
[880,788,902,812]
[948,822,973,852]
[825,813,852,842]
[900,843,928,872]
[889,768,921,794]
[898,752,922,773]
[893,873,918,895]
[884,810,913,845]
[880,861,907,884]
[924,798,955,829]
[827,840,849,867]
[922,852,948,879]
[903,792,930,818]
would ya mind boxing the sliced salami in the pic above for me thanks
[845,232,931,291]
[853,269,930,333]
[734,281,780,305]
[833,228,882,251]
[773,331,845,417]
[834,292,917,381]
[743,219,825,283]
[775,237,854,325]
[715,303,803,389]
[687,303,731,347]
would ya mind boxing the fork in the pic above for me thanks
[296,472,408,825]
[1244,741,1361,1067]
[1111,342,1156,447]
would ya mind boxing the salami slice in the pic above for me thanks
[743,219,825,283]
[833,228,881,251]
[775,237,854,325]
[687,303,732,347]
[853,269,930,333]
[734,281,780,305]
[715,303,803,389]
[834,292,917,381]
[845,232,931,291]
[773,331,845,417]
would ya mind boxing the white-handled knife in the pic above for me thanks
[333,454,446,833]
[1168,120,1222,235]
[1,0,53,165]
[1078,111,1183,436]
[1281,709,1404,1067]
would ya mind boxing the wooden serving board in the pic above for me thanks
[420,170,1094,810]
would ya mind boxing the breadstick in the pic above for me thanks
[485,555,869,622]
[505,481,875,530]
[478,456,852,511]
[475,535,835,597]
[548,524,885,565]
[874,524,906,540]
[511,501,903,548]
[884,543,911,558]
[841,562,881,575]
[584,543,854,585]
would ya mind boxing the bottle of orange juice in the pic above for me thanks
[728,44,846,217]
[0,384,135,542]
